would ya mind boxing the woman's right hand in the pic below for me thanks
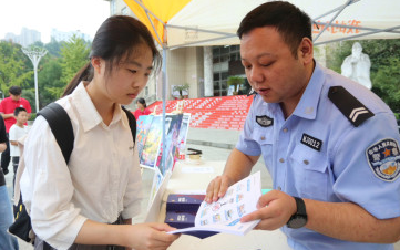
[125,222,180,250]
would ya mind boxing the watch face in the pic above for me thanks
[287,216,307,229]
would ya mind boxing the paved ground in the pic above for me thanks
[4,127,400,249]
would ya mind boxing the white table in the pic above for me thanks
[149,160,292,250]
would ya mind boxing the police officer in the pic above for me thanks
[205,2,400,250]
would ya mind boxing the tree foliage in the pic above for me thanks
[0,35,92,111]
[60,35,90,86]
[33,39,63,57]
[326,39,400,112]
[0,41,33,100]
[38,59,63,107]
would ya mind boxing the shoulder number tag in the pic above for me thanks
[300,133,322,151]
[256,115,274,127]
[366,138,400,181]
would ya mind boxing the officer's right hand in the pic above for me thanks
[205,175,235,204]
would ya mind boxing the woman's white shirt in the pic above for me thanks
[20,83,143,250]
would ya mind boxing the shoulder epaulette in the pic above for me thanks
[328,86,374,127]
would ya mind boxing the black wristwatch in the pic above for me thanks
[286,197,307,229]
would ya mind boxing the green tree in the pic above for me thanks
[0,41,33,100]
[38,59,63,107]
[42,39,63,57]
[326,39,400,112]
[227,75,246,95]
[60,35,90,86]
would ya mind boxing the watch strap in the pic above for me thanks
[293,197,307,217]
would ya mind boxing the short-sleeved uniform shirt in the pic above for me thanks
[236,63,400,250]
[0,97,31,133]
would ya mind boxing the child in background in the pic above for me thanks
[9,107,28,195]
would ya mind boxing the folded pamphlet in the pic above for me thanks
[167,171,261,238]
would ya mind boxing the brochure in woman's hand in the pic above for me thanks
[168,171,261,237]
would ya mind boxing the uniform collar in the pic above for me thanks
[293,62,325,119]
[72,83,124,132]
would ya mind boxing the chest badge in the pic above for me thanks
[366,138,400,181]
[300,133,322,151]
[256,115,274,127]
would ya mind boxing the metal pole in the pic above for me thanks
[161,47,167,174]
[33,63,39,113]
[21,47,48,113]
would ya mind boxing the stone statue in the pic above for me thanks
[340,42,372,89]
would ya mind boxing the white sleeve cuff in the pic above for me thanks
[46,215,87,250]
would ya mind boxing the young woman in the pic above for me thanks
[133,97,151,120]
[21,15,179,250]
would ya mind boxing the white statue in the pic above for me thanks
[341,42,372,89]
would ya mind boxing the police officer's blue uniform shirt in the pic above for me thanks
[236,62,400,250]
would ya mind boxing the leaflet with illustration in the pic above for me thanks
[168,171,261,236]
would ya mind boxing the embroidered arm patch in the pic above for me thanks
[328,86,374,127]
[366,138,400,181]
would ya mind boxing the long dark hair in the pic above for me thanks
[62,15,160,97]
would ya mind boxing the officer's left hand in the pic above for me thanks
[240,190,297,230]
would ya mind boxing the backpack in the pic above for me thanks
[9,102,136,243]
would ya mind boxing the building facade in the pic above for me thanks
[4,28,41,47]
[105,0,327,107]
[51,29,91,42]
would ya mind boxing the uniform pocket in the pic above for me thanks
[254,127,275,170]
[290,145,329,200]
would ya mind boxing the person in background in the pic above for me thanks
[9,107,29,196]
[20,15,179,250]
[0,86,31,177]
[134,97,151,120]
[0,114,18,250]
[205,1,400,250]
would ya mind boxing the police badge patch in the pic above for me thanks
[366,138,400,181]
[256,115,274,127]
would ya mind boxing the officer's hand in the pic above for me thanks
[240,190,297,230]
[205,175,235,204]
[2,168,9,175]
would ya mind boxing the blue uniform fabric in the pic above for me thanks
[236,63,400,250]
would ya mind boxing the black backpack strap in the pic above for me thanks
[38,103,74,165]
[122,106,136,144]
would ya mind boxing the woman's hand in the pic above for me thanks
[124,222,180,250]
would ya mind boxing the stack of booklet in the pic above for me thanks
[165,194,216,238]
[166,171,261,238]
